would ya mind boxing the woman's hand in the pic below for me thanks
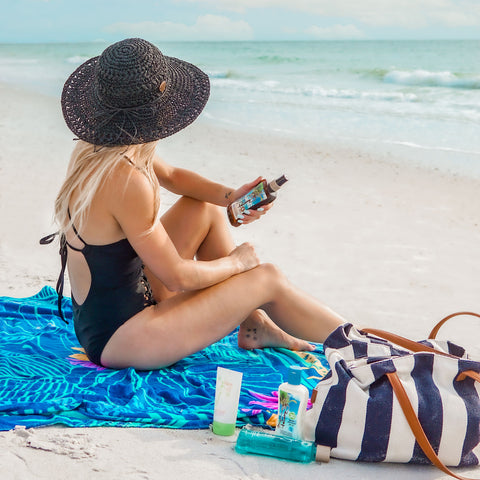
[229,177,273,225]
[229,242,260,272]
[230,177,263,202]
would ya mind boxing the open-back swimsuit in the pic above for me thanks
[41,217,156,366]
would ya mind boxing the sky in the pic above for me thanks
[2,0,480,43]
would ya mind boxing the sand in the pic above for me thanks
[0,82,479,479]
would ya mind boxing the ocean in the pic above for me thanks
[1,40,479,175]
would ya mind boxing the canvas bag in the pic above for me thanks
[303,312,480,479]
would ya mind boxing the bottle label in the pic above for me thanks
[277,390,302,437]
[230,182,267,220]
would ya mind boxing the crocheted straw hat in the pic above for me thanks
[61,38,210,146]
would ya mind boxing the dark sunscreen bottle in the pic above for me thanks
[227,175,288,227]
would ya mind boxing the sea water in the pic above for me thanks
[1,40,479,175]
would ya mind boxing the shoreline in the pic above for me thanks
[200,113,480,181]
[3,77,480,180]
[1,81,479,479]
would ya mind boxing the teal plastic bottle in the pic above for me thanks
[235,427,321,463]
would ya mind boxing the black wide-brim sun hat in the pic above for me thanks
[61,38,210,146]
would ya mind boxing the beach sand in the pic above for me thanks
[1,82,479,479]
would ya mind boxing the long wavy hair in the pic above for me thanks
[54,140,160,236]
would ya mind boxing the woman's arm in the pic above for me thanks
[153,155,272,223]
[110,165,259,292]
[153,155,237,207]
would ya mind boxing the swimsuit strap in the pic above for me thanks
[37,207,87,324]
[67,208,88,248]
[39,207,105,324]
[39,231,69,324]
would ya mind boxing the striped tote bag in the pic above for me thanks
[303,313,480,479]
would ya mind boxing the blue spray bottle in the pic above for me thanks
[235,426,330,463]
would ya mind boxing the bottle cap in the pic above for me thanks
[269,175,288,192]
[212,420,236,436]
[315,445,331,463]
[287,365,302,385]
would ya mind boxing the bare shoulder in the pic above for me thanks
[105,160,154,201]
[104,161,157,234]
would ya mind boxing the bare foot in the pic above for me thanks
[238,309,315,352]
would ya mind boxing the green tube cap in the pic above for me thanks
[212,420,236,436]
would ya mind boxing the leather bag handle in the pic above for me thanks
[386,371,479,480]
[457,370,480,383]
[363,311,480,359]
[361,328,457,359]
[429,312,480,339]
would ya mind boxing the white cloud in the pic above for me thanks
[179,0,480,28]
[105,14,254,41]
[306,24,365,39]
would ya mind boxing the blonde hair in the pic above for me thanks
[54,140,160,236]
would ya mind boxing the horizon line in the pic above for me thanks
[1,37,480,45]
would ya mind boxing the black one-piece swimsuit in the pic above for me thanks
[51,220,157,366]
[69,229,156,365]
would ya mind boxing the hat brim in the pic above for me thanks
[61,54,210,146]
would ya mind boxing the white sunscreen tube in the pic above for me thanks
[212,367,243,436]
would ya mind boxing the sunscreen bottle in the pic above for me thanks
[227,175,288,227]
[212,367,243,436]
[235,426,330,463]
[276,365,308,439]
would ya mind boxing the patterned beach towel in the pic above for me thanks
[0,287,329,431]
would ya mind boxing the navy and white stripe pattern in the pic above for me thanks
[303,324,480,466]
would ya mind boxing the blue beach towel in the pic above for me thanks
[0,287,329,431]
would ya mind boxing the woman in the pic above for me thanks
[48,38,345,370]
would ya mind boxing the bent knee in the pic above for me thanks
[255,262,287,286]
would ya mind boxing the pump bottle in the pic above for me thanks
[227,175,288,227]
[275,365,309,440]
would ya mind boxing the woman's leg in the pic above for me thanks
[144,197,313,351]
[100,262,345,370]
[143,196,236,301]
